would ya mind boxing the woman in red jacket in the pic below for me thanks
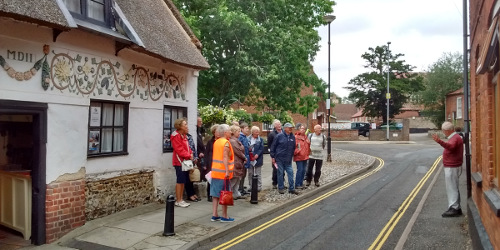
[171,118,193,208]
[293,123,310,190]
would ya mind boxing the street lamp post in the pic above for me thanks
[386,41,391,141]
[324,14,335,162]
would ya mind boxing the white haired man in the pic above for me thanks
[432,121,464,217]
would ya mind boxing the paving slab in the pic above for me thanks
[75,227,150,249]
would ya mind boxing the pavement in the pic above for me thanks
[22,136,471,250]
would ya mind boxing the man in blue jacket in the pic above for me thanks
[270,123,299,195]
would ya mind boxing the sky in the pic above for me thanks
[310,0,465,99]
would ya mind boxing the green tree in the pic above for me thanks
[345,44,424,124]
[418,52,463,128]
[173,0,333,113]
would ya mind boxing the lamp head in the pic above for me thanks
[324,15,336,23]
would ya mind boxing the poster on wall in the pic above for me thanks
[88,130,100,153]
[90,106,101,127]
[163,129,171,150]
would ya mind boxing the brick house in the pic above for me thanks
[231,69,337,135]
[0,0,208,245]
[469,0,500,248]
[445,87,465,129]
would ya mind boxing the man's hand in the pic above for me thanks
[225,170,229,178]
[199,153,204,158]
[254,154,259,160]
[432,134,440,142]
[272,158,275,164]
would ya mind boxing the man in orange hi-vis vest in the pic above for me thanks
[210,124,235,222]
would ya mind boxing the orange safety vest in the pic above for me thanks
[211,138,234,179]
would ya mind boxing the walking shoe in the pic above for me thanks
[278,189,285,194]
[295,185,304,190]
[211,216,221,222]
[175,201,190,208]
[207,196,212,202]
[289,190,300,195]
[272,185,277,189]
[220,217,235,223]
[442,207,462,217]
[305,181,311,187]
[315,182,320,187]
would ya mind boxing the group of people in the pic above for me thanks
[171,117,265,222]
[268,119,326,195]
[170,116,328,222]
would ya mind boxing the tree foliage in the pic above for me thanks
[345,44,424,124]
[417,52,463,128]
[173,0,334,113]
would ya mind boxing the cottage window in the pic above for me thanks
[456,97,463,119]
[88,101,128,156]
[63,0,113,28]
[163,106,187,153]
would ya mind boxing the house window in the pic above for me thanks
[456,97,463,119]
[163,106,187,152]
[63,0,113,27]
[88,101,128,156]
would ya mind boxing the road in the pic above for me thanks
[198,134,468,250]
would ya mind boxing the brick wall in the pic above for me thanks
[469,0,500,248]
[85,171,155,220]
[45,180,85,243]
[330,129,358,141]
[445,94,465,128]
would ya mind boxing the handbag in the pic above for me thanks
[219,177,234,206]
[189,168,200,182]
[177,154,194,171]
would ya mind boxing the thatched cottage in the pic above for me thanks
[0,0,208,245]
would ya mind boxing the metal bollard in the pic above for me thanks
[250,168,258,204]
[163,194,175,236]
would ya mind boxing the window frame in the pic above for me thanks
[63,0,114,28]
[456,96,463,119]
[87,100,129,157]
[163,105,187,153]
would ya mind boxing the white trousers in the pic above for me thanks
[444,166,461,209]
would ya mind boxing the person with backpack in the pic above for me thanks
[306,124,326,187]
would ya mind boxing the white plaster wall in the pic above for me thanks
[0,18,201,193]
[46,103,88,183]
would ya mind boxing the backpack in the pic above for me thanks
[308,133,326,149]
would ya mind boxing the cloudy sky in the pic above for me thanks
[310,0,465,99]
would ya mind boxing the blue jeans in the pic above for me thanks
[277,161,294,191]
[295,160,307,187]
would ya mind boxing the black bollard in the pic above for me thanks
[250,167,258,204]
[163,194,175,236]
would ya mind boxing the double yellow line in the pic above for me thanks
[212,158,385,250]
[368,155,442,250]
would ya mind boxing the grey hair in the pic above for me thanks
[272,119,281,126]
[295,123,303,130]
[441,121,454,131]
[216,124,230,137]
[251,126,260,133]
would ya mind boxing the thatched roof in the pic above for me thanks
[0,0,209,70]
[0,0,71,29]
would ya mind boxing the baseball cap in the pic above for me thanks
[283,123,293,128]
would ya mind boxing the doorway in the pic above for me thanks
[0,100,47,246]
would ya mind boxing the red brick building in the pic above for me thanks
[445,87,465,129]
[469,0,500,248]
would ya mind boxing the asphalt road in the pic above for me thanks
[198,134,468,250]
